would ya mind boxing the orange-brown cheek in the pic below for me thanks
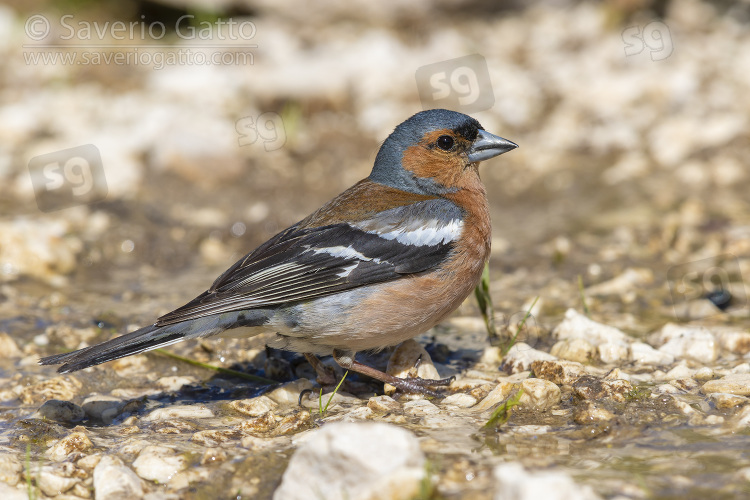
[401,145,465,188]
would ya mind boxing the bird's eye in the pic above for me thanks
[436,135,454,151]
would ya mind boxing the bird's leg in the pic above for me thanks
[332,349,454,396]
[304,353,338,386]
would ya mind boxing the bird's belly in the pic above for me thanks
[266,268,482,354]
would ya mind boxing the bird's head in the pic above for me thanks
[370,109,517,196]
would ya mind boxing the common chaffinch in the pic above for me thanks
[41,109,517,394]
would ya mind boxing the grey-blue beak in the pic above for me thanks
[467,129,518,163]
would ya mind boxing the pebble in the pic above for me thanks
[132,445,186,484]
[273,422,425,500]
[519,378,561,411]
[0,483,26,500]
[0,454,22,486]
[629,342,674,365]
[37,464,78,497]
[37,400,85,423]
[229,395,278,416]
[573,401,616,424]
[385,339,440,396]
[598,342,629,363]
[700,374,750,396]
[402,399,440,417]
[0,333,21,357]
[93,456,143,500]
[20,376,81,405]
[651,324,718,364]
[716,329,750,355]
[367,395,401,413]
[266,379,313,405]
[143,405,214,421]
[494,462,601,500]
[82,396,126,424]
[501,342,557,374]
[46,431,93,462]
[552,308,630,346]
[441,393,478,408]
[300,390,361,410]
[573,376,633,403]
[473,382,517,412]
[709,392,749,409]
[550,338,595,363]
[156,375,197,392]
[531,360,586,386]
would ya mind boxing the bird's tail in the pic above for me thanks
[39,323,189,373]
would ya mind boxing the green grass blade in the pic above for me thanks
[484,389,524,429]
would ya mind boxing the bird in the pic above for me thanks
[40,109,518,394]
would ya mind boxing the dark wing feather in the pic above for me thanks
[156,199,463,326]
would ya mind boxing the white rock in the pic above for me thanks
[598,342,629,363]
[550,339,595,363]
[652,324,717,363]
[629,342,674,365]
[403,399,440,417]
[82,396,125,424]
[441,393,478,408]
[501,342,557,374]
[519,379,561,411]
[494,462,601,500]
[474,382,517,412]
[553,309,630,347]
[0,483,26,500]
[143,405,214,421]
[266,379,313,405]
[37,465,78,497]
[37,399,85,423]
[716,329,750,355]
[0,333,21,357]
[229,395,278,416]
[93,456,143,500]
[0,454,22,486]
[273,422,425,500]
[132,445,186,484]
[701,374,750,396]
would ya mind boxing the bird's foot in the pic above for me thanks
[304,353,338,386]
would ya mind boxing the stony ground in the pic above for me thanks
[1,0,750,499]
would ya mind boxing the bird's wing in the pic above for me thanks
[155,198,464,325]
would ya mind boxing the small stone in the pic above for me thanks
[670,378,698,392]
[367,395,401,413]
[550,339,595,363]
[573,376,633,403]
[603,368,631,382]
[519,379,561,411]
[273,422,425,500]
[501,342,557,374]
[531,360,586,386]
[474,382,517,412]
[652,324,718,364]
[191,429,242,447]
[479,346,503,365]
[266,379,313,405]
[552,308,630,346]
[132,445,186,484]
[0,482,27,500]
[573,401,615,424]
[38,400,85,423]
[76,454,102,471]
[300,391,361,410]
[694,367,715,381]
[598,342,629,363]
[0,333,21,357]
[732,363,750,374]
[441,393,478,408]
[110,355,150,377]
[82,396,125,424]
[716,329,750,355]
[156,375,197,392]
[385,340,440,396]
[37,465,78,497]
[143,405,214,421]
[229,395,278,416]
[403,399,440,417]
[701,374,750,396]
[20,376,81,405]
[46,432,93,462]
[273,410,313,436]
[494,462,601,500]
[653,384,679,394]
[660,361,695,381]
[0,454,22,486]
[709,392,749,409]
[93,456,143,500]
[239,412,278,435]
[629,342,674,365]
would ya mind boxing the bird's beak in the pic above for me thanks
[467,129,518,163]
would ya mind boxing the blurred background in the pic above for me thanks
[1,0,750,498]
[1,0,749,369]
